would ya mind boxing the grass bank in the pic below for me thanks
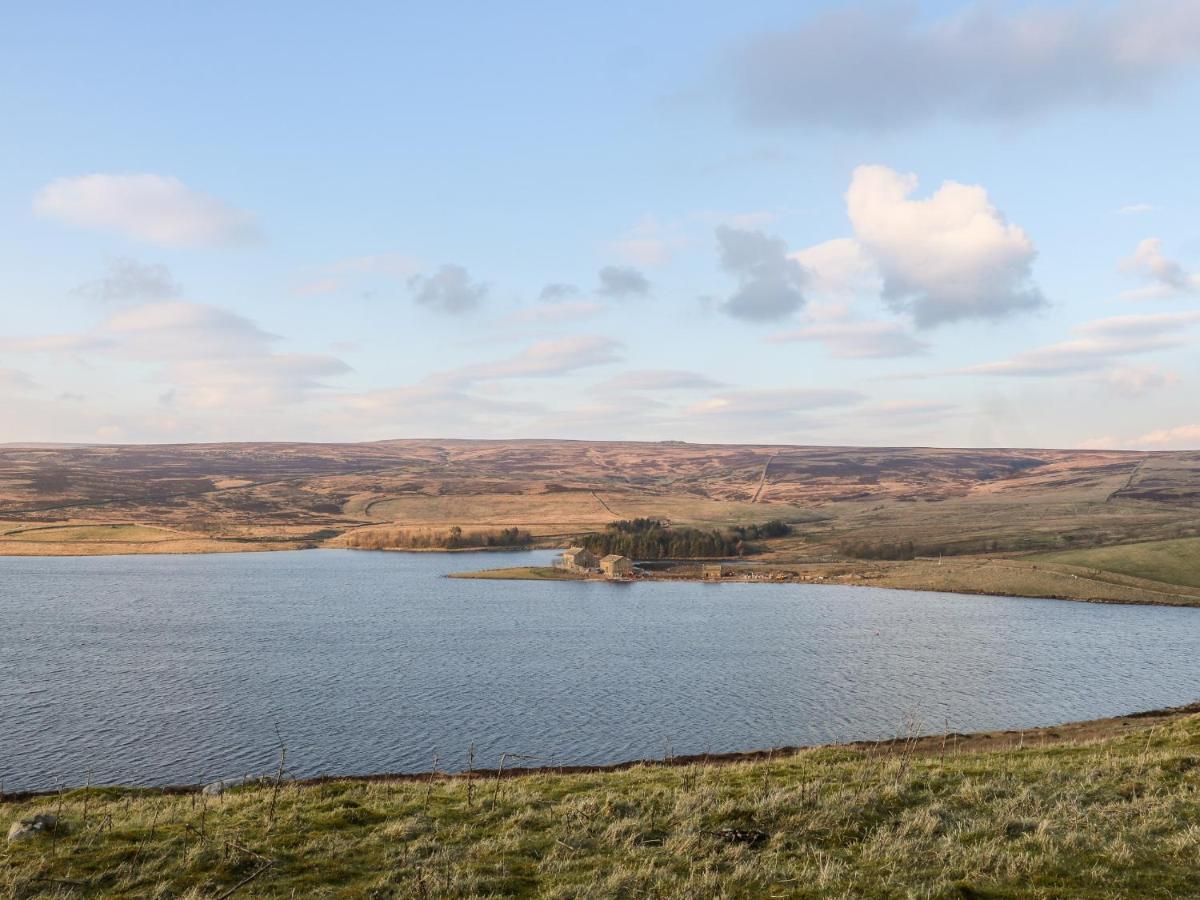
[1034,536,1200,591]
[5,705,1200,898]
[450,565,580,580]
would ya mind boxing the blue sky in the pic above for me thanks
[2,0,1199,448]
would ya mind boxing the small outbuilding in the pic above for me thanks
[702,564,724,581]
[559,547,598,572]
[600,554,634,579]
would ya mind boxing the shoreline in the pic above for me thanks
[454,559,1200,608]
[6,700,1197,804]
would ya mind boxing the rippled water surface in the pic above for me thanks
[3,548,1199,791]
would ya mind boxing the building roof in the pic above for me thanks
[563,547,588,555]
[600,554,630,563]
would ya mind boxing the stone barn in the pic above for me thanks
[559,547,598,572]
[600,554,634,579]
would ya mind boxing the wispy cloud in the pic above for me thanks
[608,217,686,267]
[768,320,928,358]
[428,335,624,387]
[1,300,350,409]
[1117,203,1159,215]
[955,312,1200,377]
[597,369,724,391]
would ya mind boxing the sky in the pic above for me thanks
[2,0,1199,449]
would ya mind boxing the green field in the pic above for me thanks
[5,712,1200,897]
[1036,537,1200,590]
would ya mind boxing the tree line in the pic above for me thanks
[345,526,534,550]
[580,518,791,560]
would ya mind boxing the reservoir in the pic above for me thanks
[2,548,1198,792]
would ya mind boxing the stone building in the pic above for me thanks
[600,554,634,579]
[559,547,598,572]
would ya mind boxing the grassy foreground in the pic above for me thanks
[5,709,1200,898]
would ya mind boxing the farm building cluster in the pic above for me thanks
[557,547,635,580]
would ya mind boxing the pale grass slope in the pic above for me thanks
[4,711,1200,897]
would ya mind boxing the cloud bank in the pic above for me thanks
[730,1,1200,131]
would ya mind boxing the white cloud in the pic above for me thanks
[1117,203,1159,215]
[790,238,880,300]
[34,174,260,247]
[959,312,1200,376]
[102,301,278,360]
[768,320,928,358]
[1133,424,1200,448]
[845,165,1044,327]
[1120,237,1200,299]
[729,1,1200,131]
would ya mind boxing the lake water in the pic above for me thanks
[2,548,1199,792]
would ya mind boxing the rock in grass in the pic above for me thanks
[713,827,768,846]
[7,813,59,842]
[203,775,272,796]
